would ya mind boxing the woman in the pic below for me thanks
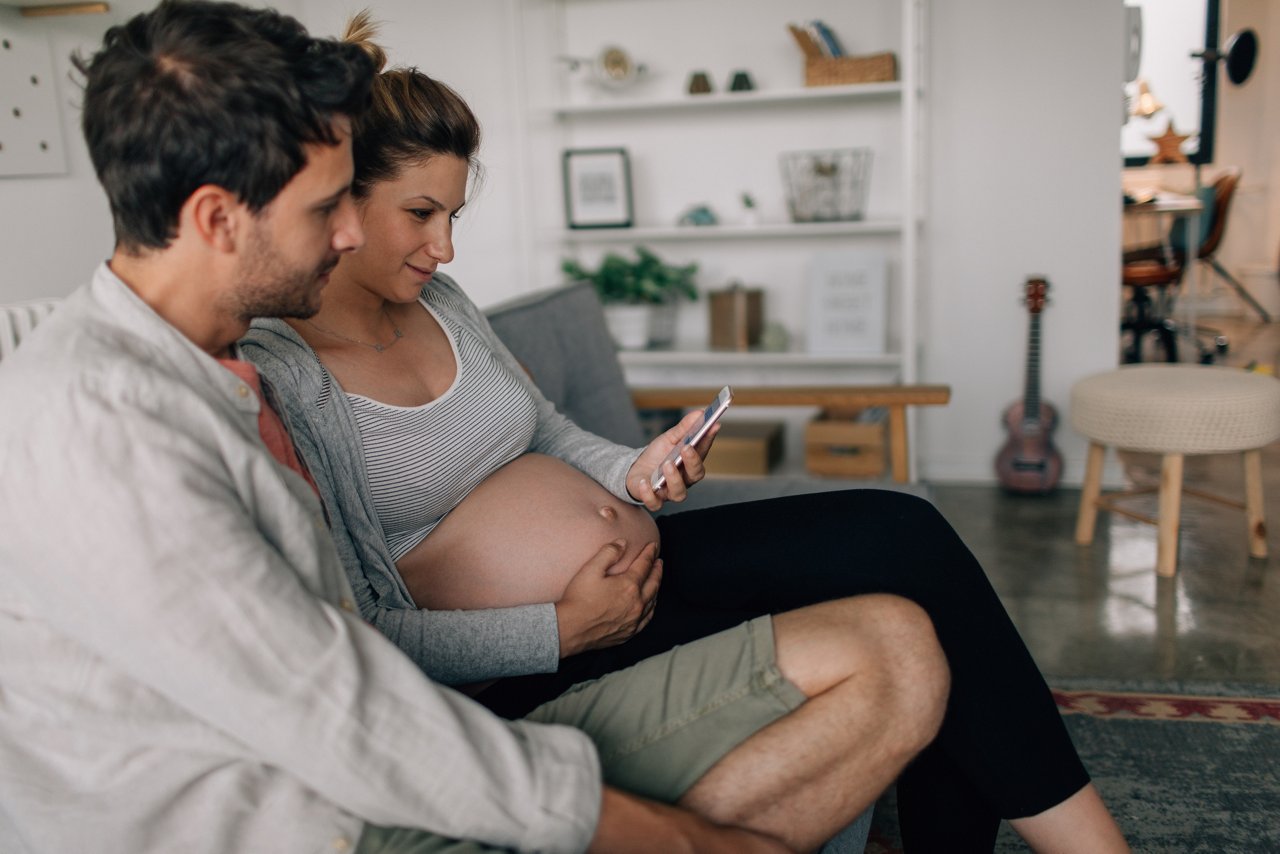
[242,15,1128,852]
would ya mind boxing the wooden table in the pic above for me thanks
[631,384,952,483]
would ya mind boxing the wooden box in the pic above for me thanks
[705,421,784,476]
[805,52,897,87]
[805,414,886,478]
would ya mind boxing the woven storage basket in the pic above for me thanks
[805,52,897,87]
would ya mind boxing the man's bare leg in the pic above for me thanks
[679,594,949,852]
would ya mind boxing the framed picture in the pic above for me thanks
[563,147,633,229]
[805,249,888,355]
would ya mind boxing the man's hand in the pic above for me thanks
[555,541,662,658]
[590,787,793,854]
[626,409,719,511]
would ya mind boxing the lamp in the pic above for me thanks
[1130,79,1164,119]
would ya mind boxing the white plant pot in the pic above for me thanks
[602,303,651,350]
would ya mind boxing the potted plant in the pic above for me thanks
[562,246,698,349]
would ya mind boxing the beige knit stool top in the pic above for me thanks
[1071,364,1280,577]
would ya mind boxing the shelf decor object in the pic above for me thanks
[805,51,897,87]
[562,147,634,228]
[561,246,698,350]
[805,249,888,355]
[781,148,873,223]
[787,23,897,87]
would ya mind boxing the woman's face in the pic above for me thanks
[344,154,470,302]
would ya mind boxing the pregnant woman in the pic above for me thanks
[242,15,1128,853]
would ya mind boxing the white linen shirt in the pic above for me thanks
[0,264,601,854]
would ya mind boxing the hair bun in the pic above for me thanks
[341,9,387,73]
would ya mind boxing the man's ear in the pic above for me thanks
[179,185,248,253]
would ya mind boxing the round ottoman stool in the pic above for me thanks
[1071,364,1280,577]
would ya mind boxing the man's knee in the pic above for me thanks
[774,594,948,744]
[865,595,949,745]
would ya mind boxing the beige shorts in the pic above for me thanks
[358,615,804,853]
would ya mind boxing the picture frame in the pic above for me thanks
[563,147,633,229]
[805,249,888,355]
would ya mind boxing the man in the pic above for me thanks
[0,3,947,852]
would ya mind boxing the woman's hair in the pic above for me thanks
[341,11,482,198]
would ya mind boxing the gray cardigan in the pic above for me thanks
[241,273,642,685]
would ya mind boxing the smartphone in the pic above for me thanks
[650,385,733,492]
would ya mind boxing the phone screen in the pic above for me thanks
[651,385,732,491]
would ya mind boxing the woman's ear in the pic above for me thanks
[179,185,245,254]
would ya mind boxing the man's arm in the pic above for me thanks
[593,788,792,854]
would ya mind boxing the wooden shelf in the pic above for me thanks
[618,349,901,370]
[558,220,903,243]
[548,82,901,118]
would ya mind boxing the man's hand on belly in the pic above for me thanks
[555,541,662,657]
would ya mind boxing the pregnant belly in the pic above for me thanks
[397,453,659,610]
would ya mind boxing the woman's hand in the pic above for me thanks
[555,540,662,657]
[626,409,719,511]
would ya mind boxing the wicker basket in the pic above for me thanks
[805,52,897,87]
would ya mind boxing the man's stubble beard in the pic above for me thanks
[229,227,336,323]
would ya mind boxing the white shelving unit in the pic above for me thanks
[515,0,926,469]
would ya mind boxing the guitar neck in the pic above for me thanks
[1023,312,1041,420]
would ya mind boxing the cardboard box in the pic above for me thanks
[805,414,885,478]
[705,420,784,476]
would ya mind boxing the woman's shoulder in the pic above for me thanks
[422,273,490,331]
[240,318,328,399]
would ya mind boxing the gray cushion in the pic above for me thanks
[485,283,646,447]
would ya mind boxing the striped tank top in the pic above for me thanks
[347,294,537,561]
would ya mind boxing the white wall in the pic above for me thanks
[917,0,1123,483]
[0,0,1194,484]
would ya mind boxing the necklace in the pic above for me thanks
[305,308,404,353]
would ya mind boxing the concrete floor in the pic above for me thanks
[930,316,1280,687]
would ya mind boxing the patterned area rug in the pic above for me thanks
[866,684,1280,853]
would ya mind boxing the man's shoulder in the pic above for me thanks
[1,292,206,435]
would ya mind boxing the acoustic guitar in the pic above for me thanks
[995,276,1062,494]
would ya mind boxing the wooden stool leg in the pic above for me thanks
[1156,453,1184,577]
[1244,448,1268,558]
[1075,442,1107,545]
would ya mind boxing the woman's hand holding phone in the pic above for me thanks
[626,386,731,511]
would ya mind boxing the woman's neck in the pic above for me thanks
[303,271,391,338]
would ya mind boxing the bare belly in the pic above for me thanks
[397,453,659,610]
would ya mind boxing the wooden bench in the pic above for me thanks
[631,384,952,483]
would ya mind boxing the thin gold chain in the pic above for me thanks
[304,308,404,353]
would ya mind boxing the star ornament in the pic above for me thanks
[1147,120,1191,164]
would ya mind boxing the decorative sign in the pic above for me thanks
[0,27,69,178]
[805,249,888,355]
[562,147,633,229]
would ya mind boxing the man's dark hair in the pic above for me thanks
[74,0,374,252]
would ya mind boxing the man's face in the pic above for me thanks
[231,120,363,321]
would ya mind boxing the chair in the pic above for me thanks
[1071,364,1280,577]
[1120,168,1249,363]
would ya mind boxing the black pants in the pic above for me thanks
[475,490,1089,851]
